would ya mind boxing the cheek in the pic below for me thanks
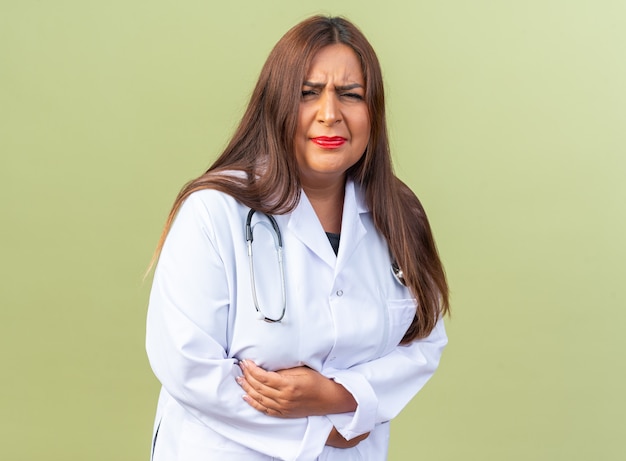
[294,110,308,156]
[357,111,370,139]
[296,105,313,134]
[357,116,371,147]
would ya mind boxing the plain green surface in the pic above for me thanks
[1,1,625,460]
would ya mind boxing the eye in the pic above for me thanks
[341,92,364,101]
[301,89,318,99]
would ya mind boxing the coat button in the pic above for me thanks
[336,290,343,297]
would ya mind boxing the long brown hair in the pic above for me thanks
[150,16,449,341]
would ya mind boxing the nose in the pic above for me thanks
[317,91,341,126]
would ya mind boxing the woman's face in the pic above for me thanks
[294,44,370,189]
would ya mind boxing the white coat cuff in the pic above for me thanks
[323,368,378,440]
[294,416,335,461]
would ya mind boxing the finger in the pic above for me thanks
[237,363,284,412]
[241,392,285,417]
[240,360,282,390]
[240,361,283,397]
[236,374,272,405]
[236,373,270,412]
[237,361,310,418]
[243,381,283,414]
[241,392,267,412]
[235,374,252,394]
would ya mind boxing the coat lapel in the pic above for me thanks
[335,180,368,275]
[283,180,369,272]
[286,191,337,269]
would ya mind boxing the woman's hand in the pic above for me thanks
[237,360,357,418]
[325,427,370,448]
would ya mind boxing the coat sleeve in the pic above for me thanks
[322,319,447,440]
[146,194,332,461]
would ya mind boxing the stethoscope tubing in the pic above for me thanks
[245,208,406,323]
[246,209,287,323]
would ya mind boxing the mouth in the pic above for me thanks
[310,136,347,149]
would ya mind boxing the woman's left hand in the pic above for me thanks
[237,360,357,418]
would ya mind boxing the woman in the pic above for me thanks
[146,15,449,461]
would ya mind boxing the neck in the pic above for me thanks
[301,178,346,234]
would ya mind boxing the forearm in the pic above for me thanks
[238,319,447,444]
[306,368,357,415]
[325,318,448,437]
[147,301,332,459]
[146,195,332,459]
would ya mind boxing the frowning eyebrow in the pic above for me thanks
[303,81,364,91]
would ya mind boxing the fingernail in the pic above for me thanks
[236,376,243,385]
[240,360,247,369]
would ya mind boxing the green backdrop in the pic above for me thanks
[2,1,625,460]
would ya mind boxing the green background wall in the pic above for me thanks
[2,1,624,459]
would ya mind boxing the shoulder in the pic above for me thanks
[185,187,238,208]
[182,170,250,214]
[163,188,249,259]
[170,187,247,244]
[181,188,247,224]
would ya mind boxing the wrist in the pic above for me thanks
[329,380,357,413]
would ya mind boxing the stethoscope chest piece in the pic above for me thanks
[391,261,406,286]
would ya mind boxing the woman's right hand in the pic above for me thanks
[325,427,370,448]
[238,361,357,418]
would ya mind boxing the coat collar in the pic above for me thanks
[285,180,369,270]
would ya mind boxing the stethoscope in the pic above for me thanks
[246,209,406,323]
[246,209,286,323]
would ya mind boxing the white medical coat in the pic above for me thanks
[146,179,447,461]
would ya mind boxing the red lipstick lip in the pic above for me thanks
[311,136,347,149]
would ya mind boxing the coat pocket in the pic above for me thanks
[382,298,417,354]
